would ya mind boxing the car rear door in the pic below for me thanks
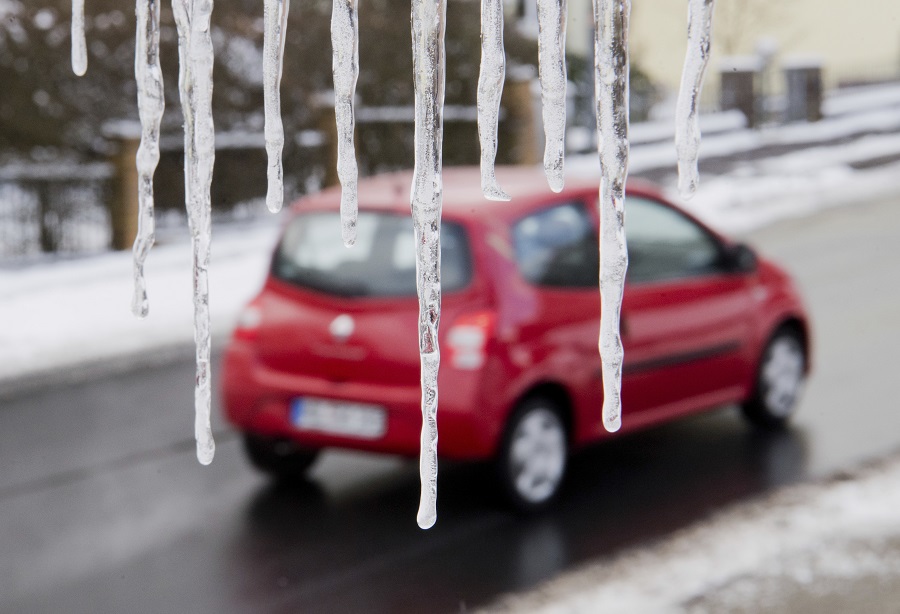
[506,201,605,433]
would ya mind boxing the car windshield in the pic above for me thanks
[273,211,472,297]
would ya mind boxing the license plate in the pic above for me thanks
[290,397,387,439]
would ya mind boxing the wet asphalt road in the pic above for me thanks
[1,195,899,613]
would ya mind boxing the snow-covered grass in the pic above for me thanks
[479,453,900,613]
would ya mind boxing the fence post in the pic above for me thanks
[37,183,56,253]
[501,66,541,165]
[105,122,141,251]
[720,57,762,128]
[783,58,823,123]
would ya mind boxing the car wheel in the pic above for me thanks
[243,434,320,480]
[742,328,807,429]
[496,397,568,512]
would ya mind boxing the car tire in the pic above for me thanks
[243,434,320,480]
[742,327,807,429]
[496,397,568,512]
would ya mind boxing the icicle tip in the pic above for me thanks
[417,509,437,529]
[197,439,215,466]
[604,414,621,433]
[481,179,511,202]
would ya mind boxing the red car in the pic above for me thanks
[222,166,810,510]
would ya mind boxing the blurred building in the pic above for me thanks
[508,0,900,105]
[630,0,900,99]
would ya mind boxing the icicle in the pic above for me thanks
[593,0,630,433]
[537,0,567,192]
[172,0,217,466]
[675,0,714,199]
[331,0,360,245]
[71,0,88,76]
[131,0,165,319]
[476,0,509,201]
[263,0,290,214]
[410,0,447,530]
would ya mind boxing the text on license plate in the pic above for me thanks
[290,397,387,439]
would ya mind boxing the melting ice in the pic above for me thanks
[537,0,567,193]
[675,0,715,199]
[172,0,217,465]
[593,0,631,433]
[410,0,447,530]
[476,0,510,201]
[132,0,165,319]
[263,0,290,214]
[332,0,361,246]
[71,0,87,76]
[62,0,719,524]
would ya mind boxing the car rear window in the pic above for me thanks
[512,202,599,287]
[272,211,472,297]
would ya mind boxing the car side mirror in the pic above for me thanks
[722,242,758,274]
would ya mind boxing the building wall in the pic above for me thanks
[630,0,900,97]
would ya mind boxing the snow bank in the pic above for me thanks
[480,454,900,613]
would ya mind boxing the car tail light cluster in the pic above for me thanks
[233,302,263,341]
[446,311,495,370]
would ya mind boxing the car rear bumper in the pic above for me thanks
[222,343,499,460]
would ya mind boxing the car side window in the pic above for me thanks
[513,202,599,287]
[626,196,723,283]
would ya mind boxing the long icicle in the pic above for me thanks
[263,0,290,214]
[593,0,630,433]
[537,0,567,192]
[410,0,447,530]
[476,0,509,201]
[332,0,360,246]
[71,0,88,76]
[675,0,715,199]
[172,0,216,465]
[132,0,165,319]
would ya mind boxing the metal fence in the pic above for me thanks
[0,163,114,261]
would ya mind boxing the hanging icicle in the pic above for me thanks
[131,0,165,319]
[263,0,291,214]
[476,0,509,201]
[332,0,361,246]
[593,0,631,433]
[71,0,87,76]
[675,0,715,199]
[172,0,217,466]
[410,0,447,530]
[537,0,568,193]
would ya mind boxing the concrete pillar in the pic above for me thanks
[783,58,823,123]
[501,67,541,165]
[720,57,762,128]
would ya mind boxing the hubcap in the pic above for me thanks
[509,408,566,503]
[762,336,805,417]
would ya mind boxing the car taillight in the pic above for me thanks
[233,303,262,341]
[446,311,495,370]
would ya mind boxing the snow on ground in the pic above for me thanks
[479,453,900,614]
[0,221,280,383]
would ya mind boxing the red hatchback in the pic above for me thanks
[222,166,811,510]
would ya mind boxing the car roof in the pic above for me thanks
[291,165,669,221]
